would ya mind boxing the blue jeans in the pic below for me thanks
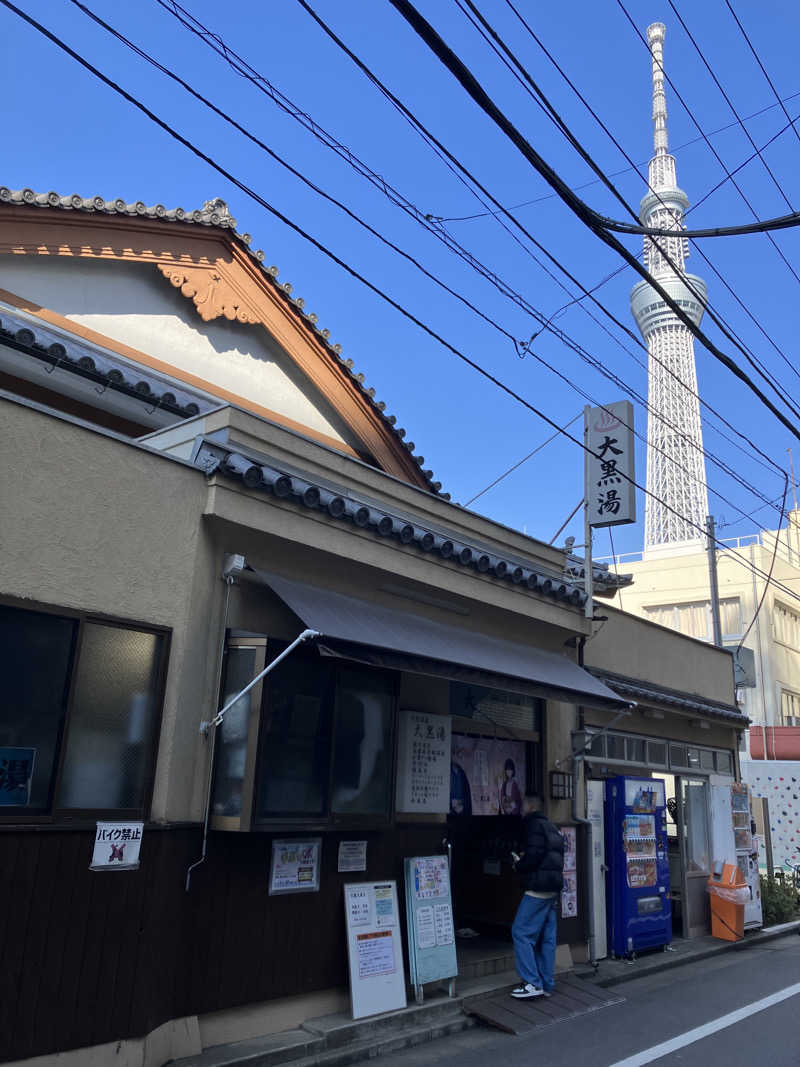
[511,894,557,991]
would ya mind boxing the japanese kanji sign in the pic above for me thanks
[395,711,451,814]
[90,822,144,871]
[585,401,636,528]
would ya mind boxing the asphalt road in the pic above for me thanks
[382,933,800,1066]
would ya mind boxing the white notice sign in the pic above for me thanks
[344,882,407,1020]
[415,906,436,949]
[434,902,455,946]
[395,710,451,814]
[269,839,321,895]
[338,840,368,873]
[90,822,143,871]
[585,401,636,528]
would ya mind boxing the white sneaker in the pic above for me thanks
[510,982,544,999]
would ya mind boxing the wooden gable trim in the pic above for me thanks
[0,207,431,490]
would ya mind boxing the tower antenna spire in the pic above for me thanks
[631,22,710,551]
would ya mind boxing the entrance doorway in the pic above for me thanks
[664,775,711,937]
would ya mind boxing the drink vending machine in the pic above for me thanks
[605,776,672,958]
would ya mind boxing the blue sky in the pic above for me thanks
[3,0,800,557]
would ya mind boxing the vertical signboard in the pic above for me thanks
[395,711,451,814]
[404,855,458,998]
[344,881,407,1019]
[585,401,636,528]
[559,826,577,918]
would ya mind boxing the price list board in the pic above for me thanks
[343,881,406,1019]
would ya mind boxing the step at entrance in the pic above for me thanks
[465,975,624,1035]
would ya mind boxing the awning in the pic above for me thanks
[258,571,631,712]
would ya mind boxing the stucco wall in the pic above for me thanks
[0,394,217,821]
[0,256,361,450]
[585,605,736,707]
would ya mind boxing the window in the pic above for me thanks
[0,604,167,816]
[644,598,742,642]
[780,688,800,726]
[774,603,800,649]
[255,653,396,824]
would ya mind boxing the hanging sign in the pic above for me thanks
[404,855,458,990]
[344,881,407,1019]
[395,711,451,814]
[90,822,143,871]
[338,840,368,873]
[269,838,321,895]
[585,401,636,527]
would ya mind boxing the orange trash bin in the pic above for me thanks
[707,863,748,942]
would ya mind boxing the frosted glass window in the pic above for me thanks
[212,646,259,817]
[780,689,800,725]
[774,603,800,649]
[58,624,165,810]
[331,669,394,816]
[674,603,709,639]
[719,598,743,638]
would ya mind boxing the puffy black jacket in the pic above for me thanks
[515,812,565,893]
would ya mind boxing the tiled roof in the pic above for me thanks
[586,667,747,725]
[0,187,445,497]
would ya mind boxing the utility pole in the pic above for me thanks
[706,514,722,647]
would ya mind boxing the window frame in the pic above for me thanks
[250,644,400,832]
[643,597,744,643]
[778,686,800,726]
[773,601,800,651]
[0,596,171,825]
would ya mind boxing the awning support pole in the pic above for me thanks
[200,627,321,734]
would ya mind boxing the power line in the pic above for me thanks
[289,0,788,486]
[485,0,800,416]
[385,0,800,445]
[440,90,800,222]
[457,0,800,428]
[5,0,797,608]
[71,0,781,528]
[463,412,581,507]
[724,0,800,151]
[738,477,790,652]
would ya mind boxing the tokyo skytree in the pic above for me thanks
[630,22,710,549]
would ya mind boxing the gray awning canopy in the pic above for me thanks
[259,571,631,712]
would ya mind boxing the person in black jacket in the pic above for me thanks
[509,796,565,999]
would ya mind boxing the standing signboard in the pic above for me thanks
[395,711,451,813]
[404,855,457,1001]
[343,881,406,1019]
[585,401,636,528]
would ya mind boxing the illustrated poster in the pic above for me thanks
[450,735,527,816]
[269,838,321,895]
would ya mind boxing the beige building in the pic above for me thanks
[0,188,744,1067]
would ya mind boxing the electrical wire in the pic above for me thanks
[74,0,787,525]
[724,0,800,152]
[463,412,581,506]
[496,0,800,402]
[385,0,800,445]
[7,0,797,607]
[456,0,800,426]
[737,477,790,652]
[287,0,788,488]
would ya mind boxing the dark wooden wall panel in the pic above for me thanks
[1,824,461,1063]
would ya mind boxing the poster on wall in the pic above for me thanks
[0,747,35,807]
[395,711,451,813]
[269,838,321,895]
[450,735,527,816]
[344,881,406,1019]
[560,826,577,917]
[338,840,368,873]
[90,822,143,871]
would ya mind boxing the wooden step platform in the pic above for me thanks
[464,975,624,1035]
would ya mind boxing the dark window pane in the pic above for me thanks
[647,741,667,766]
[700,750,715,771]
[626,737,646,764]
[715,751,733,775]
[670,744,687,768]
[0,606,76,810]
[588,733,606,758]
[58,623,164,810]
[212,646,259,817]
[607,734,626,760]
[331,669,394,816]
[687,748,701,769]
[257,656,332,817]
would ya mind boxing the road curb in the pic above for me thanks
[589,920,800,988]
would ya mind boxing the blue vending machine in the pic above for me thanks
[605,776,672,958]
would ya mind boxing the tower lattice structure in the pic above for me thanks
[631,22,709,549]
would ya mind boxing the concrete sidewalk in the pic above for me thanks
[576,919,800,988]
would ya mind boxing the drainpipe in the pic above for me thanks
[574,636,597,968]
